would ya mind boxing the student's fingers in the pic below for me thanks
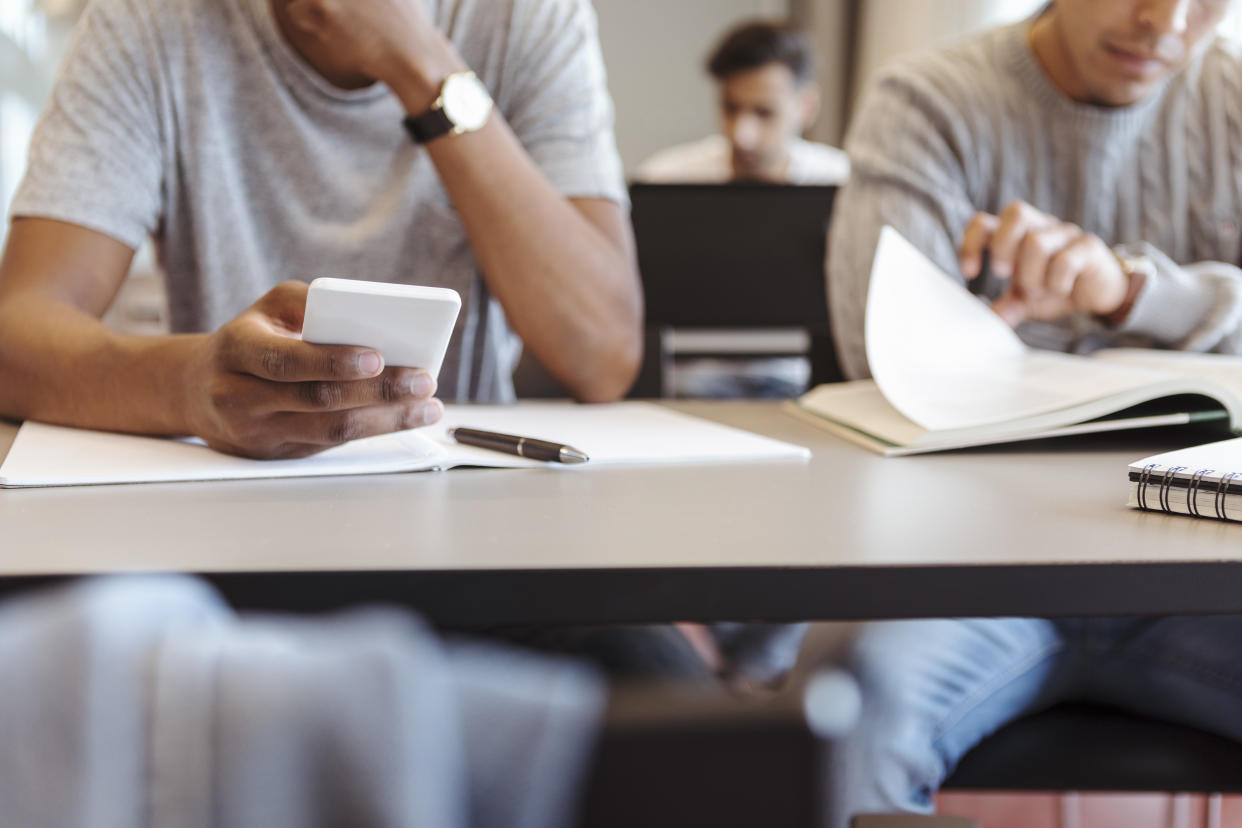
[1045,230,1094,298]
[988,201,1057,278]
[193,371,440,458]
[219,318,384,382]
[269,398,446,449]
[959,212,999,279]
[1063,235,1129,315]
[1013,223,1079,299]
[988,292,1028,328]
[251,280,312,333]
[252,368,438,414]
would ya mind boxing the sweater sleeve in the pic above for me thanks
[1112,242,1242,354]
[826,62,980,380]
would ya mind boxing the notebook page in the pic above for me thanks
[0,423,444,487]
[0,403,810,487]
[865,227,1175,432]
[1129,436,1242,480]
[430,402,811,467]
[1093,348,1242,398]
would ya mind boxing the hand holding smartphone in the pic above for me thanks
[301,277,462,377]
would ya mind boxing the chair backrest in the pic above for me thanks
[577,668,860,828]
[628,183,843,397]
[944,703,1242,794]
[577,683,821,827]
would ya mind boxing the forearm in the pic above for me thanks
[426,117,641,401]
[385,39,641,402]
[0,293,200,433]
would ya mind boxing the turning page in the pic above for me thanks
[864,227,1174,431]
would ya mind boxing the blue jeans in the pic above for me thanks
[828,616,1242,827]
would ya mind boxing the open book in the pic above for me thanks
[787,227,1242,456]
[0,402,810,488]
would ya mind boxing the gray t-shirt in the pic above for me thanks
[828,19,1242,380]
[13,0,627,402]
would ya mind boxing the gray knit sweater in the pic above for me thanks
[828,18,1242,380]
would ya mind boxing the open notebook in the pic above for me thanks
[787,227,1242,456]
[0,402,810,488]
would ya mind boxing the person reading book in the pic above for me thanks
[823,0,1242,825]
[0,0,642,460]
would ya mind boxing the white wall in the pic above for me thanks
[851,0,1044,105]
[0,1,81,239]
[593,0,787,175]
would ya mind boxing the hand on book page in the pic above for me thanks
[864,227,1173,432]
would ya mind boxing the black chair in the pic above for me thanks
[577,681,825,827]
[577,670,979,828]
[794,623,1242,824]
[944,702,1242,794]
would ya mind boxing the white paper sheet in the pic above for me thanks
[864,227,1177,431]
[0,402,810,487]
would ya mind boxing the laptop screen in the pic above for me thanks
[629,183,837,329]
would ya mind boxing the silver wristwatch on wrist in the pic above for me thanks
[403,70,494,144]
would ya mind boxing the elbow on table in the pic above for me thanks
[564,323,644,404]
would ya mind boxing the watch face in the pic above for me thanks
[442,72,493,132]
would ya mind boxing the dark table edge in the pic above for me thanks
[2,560,1241,628]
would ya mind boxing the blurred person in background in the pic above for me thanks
[636,19,849,185]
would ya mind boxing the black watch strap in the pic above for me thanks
[404,108,454,144]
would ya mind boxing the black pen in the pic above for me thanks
[446,427,590,464]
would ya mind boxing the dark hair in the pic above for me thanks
[706,20,817,85]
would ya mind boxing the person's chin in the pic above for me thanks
[1090,52,1172,105]
[1090,78,1158,107]
[731,163,783,183]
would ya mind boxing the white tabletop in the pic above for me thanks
[3,402,1240,625]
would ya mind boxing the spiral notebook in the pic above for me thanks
[1127,438,1242,521]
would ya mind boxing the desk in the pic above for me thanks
[2,403,1242,627]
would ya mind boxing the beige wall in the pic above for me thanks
[801,0,853,146]
[592,0,1038,163]
[851,0,1042,105]
[804,0,1043,145]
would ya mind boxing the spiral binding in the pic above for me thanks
[1188,468,1212,518]
[1137,463,1157,510]
[1217,471,1242,520]
[1158,466,1187,513]
[1137,464,1242,521]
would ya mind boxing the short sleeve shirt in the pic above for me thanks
[12,0,627,402]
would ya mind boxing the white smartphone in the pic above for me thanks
[301,277,462,378]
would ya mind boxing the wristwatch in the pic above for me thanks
[403,71,494,144]
[1105,249,1156,325]
[1116,251,1157,284]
